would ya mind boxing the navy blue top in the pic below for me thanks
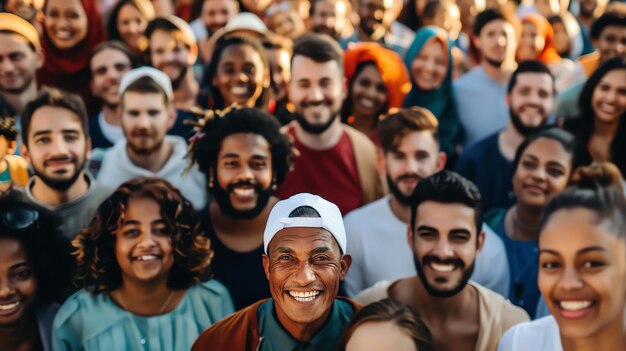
[455,132,515,212]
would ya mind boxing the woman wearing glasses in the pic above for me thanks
[0,192,73,351]
[53,178,234,351]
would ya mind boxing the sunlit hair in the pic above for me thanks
[377,106,439,154]
[72,177,213,293]
[540,162,626,240]
[339,298,434,351]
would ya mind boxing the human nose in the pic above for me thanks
[308,84,324,101]
[557,266,584,291]
[431,238,455,259]
[237,71,250,83]
[292,261,316,286]
[0,58,15,72]
[0,278,15,299]
[137,231,157,248]
[236,163,254,181]
[497,33,507,47]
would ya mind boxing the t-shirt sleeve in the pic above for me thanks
[497,327,516,351]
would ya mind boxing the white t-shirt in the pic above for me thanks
[498,316,563,351]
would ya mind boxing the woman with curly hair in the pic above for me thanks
[52,178,234,351]
[0,191,72,351]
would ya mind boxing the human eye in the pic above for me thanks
[418,231,436,240]
[251,160,267,169]
[540,260,560,270]
[12,268,34,281]
[313,255,331,263]
[9,52,25,62]
[450,233,470,242]
[547,167,564,177]
[522,159,537,169]
[153,225,171,236]
[278,254,294,262]
[35,136,51,144]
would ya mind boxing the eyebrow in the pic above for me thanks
[220,153,268,160]
[121,219,166,226]
[416,225,438,233]
[10,262,30,270]
[539,246,609,255]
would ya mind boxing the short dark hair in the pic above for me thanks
[88,40,136,80]
[204,35,270,110]
[513,127,576,171]
[291,33,343,73]
[73,177,213,293]
[507,60,555,94]
[377,107,439,154]
[539,163,626,240]
[339,298,434,351]
[0,191,73,303]
[590,11,626,40]
[289,206,321,218]
[189,107,293,187]
[409,170,483,236]
[473,7,512,37]
[20,88,89,146]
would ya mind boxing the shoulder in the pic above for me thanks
[498,316,560,351]
[192,299,265,351]
[194,279,232,298]
[343,125,376,148]
[353,280,393,306]
[454,67,482,89]
[473,282,530,327]
[344,197,389,224]
[53,290,99,329]
[459,133,499,161]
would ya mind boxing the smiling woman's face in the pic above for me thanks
[0,237,37,327]
[44,0,88,50]
[539,207,626,339]
[410,37,448,91]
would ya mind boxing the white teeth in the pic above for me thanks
[0,301,19,311]
[599,104,617,113]
[430,262,455,272]
[136,255,158,261]
[289,291,321,302]
[359,98,374,108]
[231,87,247,95]
[559,300,592,311]
[232,188,254,197]
[55,31,72,39]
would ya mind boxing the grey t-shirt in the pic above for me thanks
[23,172,112,239]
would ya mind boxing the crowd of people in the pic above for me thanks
[0,0,625,350]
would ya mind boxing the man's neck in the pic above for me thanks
[275,300,332,342]
[481,60,516,85]
[209,197,277,238]
[126,141,173,173]
[388,196,412,224]
[173,70,199,110]
[30,172,89,206]
[294,120,344,150]
[102,105,121,126]
[1,83,38,114]
[392,277,477,321]
[498,124,524,161]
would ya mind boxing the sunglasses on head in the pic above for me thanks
[1,209,39,231]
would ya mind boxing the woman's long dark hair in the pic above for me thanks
[576,56,626,175]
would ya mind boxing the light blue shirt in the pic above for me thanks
[52,280,234,351]
[453,66,509,147]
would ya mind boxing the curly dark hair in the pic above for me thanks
[72,177,213,293]
[189,107,293,189]
[204,35,271,110]
[0,191,73,303]
[0,115,18,141]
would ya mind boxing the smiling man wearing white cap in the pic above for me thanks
[95,67,207,209]
[193,193,358,351]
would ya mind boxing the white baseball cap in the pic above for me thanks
[263,193,346,254]
[119,67,173,101]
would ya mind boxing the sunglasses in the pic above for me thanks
[1,209,39,231]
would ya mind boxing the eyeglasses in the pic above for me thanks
[1,209,39,231]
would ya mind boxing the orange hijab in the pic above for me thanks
[521,14,562,64]
[343,42,411,111]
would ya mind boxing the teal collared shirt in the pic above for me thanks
[257,298,355,351]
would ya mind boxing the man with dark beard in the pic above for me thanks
[96,67,207,210]
[339,0,413,56]
[0,13,43,118]
[456,61,555,212]
[308,0,351,41]
[354,171,528,351]
[454,7,519,147]
[20,88,111,239]
[189,107,292,310]
[146,16,199,110]
[276,34,384,215]
[345,108,509,297]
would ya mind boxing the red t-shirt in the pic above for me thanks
[277,128,363,215]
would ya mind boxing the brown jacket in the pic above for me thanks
[192,298,361,351]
